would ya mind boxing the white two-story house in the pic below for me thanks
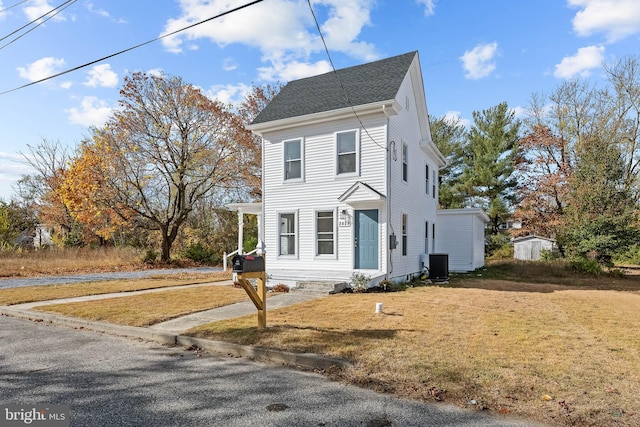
[244,51,447,288]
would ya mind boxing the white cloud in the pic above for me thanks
[85,1,109,17]
[17,57,65,82]
[83,64,118,88]
[569,0,640,42]
[24,0,67,22]
[147,68,164,78]
[223,57,238,71]
[554,45,605,78]
[511,105,528,119]
[0,1,6,21]
[460,42,498,80]
[160,0,378,81]
[443,111,471,128]
[66,96,113,127]
[206,83,251,104]
[258,58,332,81]
[416,0,436,16]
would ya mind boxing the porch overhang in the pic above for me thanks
[338,181,386,206]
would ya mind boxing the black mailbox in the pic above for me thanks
[232,254,265,273]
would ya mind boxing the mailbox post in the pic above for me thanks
[232,254,267,329]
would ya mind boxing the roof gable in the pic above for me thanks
[251,51,418,125]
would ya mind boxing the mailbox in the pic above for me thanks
[232,254,265,273]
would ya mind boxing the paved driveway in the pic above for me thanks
[0,316,545,427]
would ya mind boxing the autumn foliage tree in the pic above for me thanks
[72,72,241,261]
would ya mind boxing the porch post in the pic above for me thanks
[237,208,244,255]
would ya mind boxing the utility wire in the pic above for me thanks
[0,0,30,14]
[0,0,75,43]
[0,0,264,96]
[306,0,387,151]
[0,0,77,50]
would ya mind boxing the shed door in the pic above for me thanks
[355,209,378,269]
[531,241,542,260]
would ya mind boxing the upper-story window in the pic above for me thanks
[284,138,302,181]
[432,170,437,198]
[336,130,358,175]
[402,142,408,182]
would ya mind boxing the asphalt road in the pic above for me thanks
[0,267,222,289]
[0,316,545,427]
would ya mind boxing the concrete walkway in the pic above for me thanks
[150,292,323,333]
[8,279,325,334]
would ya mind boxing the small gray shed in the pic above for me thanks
[512,235,556,261]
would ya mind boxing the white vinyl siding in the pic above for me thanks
[284,138,303,181]
[336,130,359,176]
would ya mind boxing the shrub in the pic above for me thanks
[142,248,159,264]
[569,256,601,276]
[182,242,215,264]
[271,283,290,293]
[350,272,371,291]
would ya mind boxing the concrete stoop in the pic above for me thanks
[293,280,348,294]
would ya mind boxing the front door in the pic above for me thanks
[355,209,378,269]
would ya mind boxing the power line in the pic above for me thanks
[0,0,264,96]
[0,0,78,51]
[0,0,30,14]
[305,0,387,151]
[0,0,75,43]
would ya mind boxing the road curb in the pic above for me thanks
[0,306,351,371]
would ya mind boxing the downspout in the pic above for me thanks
[386,117,394,279]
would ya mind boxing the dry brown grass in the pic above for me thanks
[186,282,640,427]
[33,284,250,327]
[0,271,231,305]
[0,246,149,278]
[5,257,640,426]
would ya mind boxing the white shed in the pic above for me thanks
[435,208,489,272]
[512,235,556,261]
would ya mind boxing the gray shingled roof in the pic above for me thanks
[251,51,418,125]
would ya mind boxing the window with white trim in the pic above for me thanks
[425,164,430,195]
[432,170,437,198]
[432,223,436,252]
[424,220,429,254]
[316,210,335,255]
[402,142,408,182]
[402,213,408,256]
[279,213,296,256]
[336,130,358,175]
[284,139,302,180]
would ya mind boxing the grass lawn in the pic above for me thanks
[32,284,251,327]
[0,271,231,305]
[4,259,640,426]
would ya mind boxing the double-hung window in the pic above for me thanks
[432,170,437,198]
[402,213,408,256]
[402,142,408,182]
[279,213,296,256]
[424,220,429,254]
[336,130,358,175]
[316,210,334,255]
[425,164,430,195]
[284,139,302,181]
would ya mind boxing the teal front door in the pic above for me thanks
[355,209,378,269]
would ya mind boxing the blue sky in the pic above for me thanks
[1,0,639,200]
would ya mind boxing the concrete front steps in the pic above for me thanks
[292,280,348,294]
